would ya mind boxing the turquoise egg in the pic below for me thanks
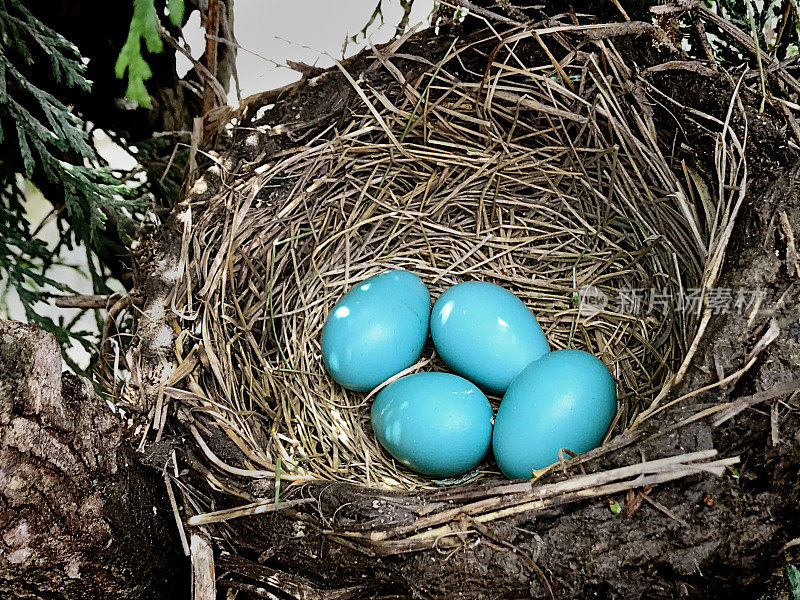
[492,349,617,479]
[430,281,549,395]
[321,270,430,392]
[371,372,493,478]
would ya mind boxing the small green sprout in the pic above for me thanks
[607,497,622,514]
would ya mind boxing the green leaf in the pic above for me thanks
[0,0,149,365]
[114,0,164,107]
[608,499,622,514]
[167,0,185,27]
[788,563,800,600]
[15,123,33,176]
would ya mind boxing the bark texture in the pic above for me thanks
[0,320,187,599]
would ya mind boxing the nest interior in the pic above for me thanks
[163,31,744,490]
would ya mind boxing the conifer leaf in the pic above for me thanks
[167,0,185,26]
[0,0,147,367]
[15,123,33,176]
[788,563,800,600]
[115,0,164,107]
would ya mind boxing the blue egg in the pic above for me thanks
[492,349,617,479]
[321,270,430,392]
[371,372,493,477]
[430,281,549,395]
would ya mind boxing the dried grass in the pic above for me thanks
[158,30,745,490]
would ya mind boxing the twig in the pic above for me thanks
[451,0,522,26]
[711,379,800,426]
[202,0,221,116]
[610,0,631,21]
[368,450,719,541]
[187,497,315,526]
[156,21,226,106]
[782,537,800,552]
[770,401,780,446]
[164,472,191,556]
[30,205,63,237]
[401,459,738,543]
[693,16,717,67]
[204,33,282,68]
[54,293,122,309]
[771,0,793,59]
[642,494,690,528]
[217,580,280,600]
[780,210,800,277]
[747,1,767,112]
[100,294,132,355]
[651,0,700,16]
[779,101,800,148]
[645,60,716,77]
[191,532,216,600]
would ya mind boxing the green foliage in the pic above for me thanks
[0,182,95,372]
[167,0,184,25]
[351,0,386,43]
[788,563,800,600]
[115,0,184,107]
[699,0,800,64]
[0,0,147,371]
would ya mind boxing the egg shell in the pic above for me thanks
[492,349,617,479]
[321,270,431,392]
[371,372,494,478]
[430,281,549,395]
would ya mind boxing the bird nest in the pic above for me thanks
[126,29,745,492]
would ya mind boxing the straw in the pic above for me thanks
[127,25,743,490]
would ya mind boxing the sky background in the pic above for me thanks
[8,1,434,370]
[182,0,435,101]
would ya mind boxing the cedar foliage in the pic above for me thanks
[0,0,144,369]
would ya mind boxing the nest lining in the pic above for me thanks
[165,35,743,490]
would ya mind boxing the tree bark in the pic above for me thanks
[0,320,187,599]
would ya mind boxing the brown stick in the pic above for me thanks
[191,532,216,600]
[711,379,800,426]
[693,16,717,67]
[54,293,122,309]
[203,0,221,116]
[451,0,522,26]
[366,450,720,541]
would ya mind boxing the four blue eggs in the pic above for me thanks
[321,270,618,479]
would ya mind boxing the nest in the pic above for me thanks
[147,30,745,492]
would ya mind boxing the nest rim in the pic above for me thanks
[114,28,748,495]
